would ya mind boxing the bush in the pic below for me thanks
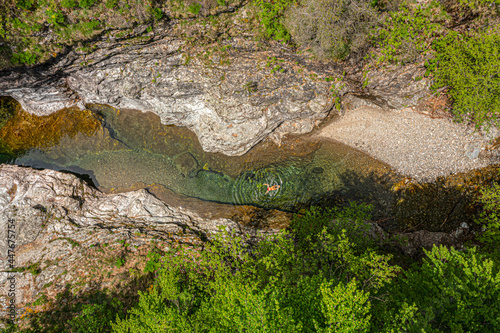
[371,1,449,64]
[188,2,201,14]
[476,180,500,256]
[61,0,77,8]
[255,0,293,42]
[441,0,500,21]
[284,0,378,60]
[46,9,65,25]
[112,205,399,332]
[105,0,117,9]
[11,50,38,65]
[289,202,373,249]
[69,298,124,332]
[15,0,35,10]
[430,28,500,129]
[78,0,96,8]
[151,7,163,20]
[78,21,100,37]
[386,245,500,332]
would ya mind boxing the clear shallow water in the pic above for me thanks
[0,102,398,212]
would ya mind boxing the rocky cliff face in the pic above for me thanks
[0,14,432,156]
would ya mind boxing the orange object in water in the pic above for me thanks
[263,183,280,195]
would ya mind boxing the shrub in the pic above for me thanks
[289,202,373,249]
[105,0,117,9]
[46,9,65,25]
[429,28,500,129]
[15,0,35,10]
[61,0,76,8]
[284,0,378,60]
[476,180,500,257]
[315,280,371,333]
[112,204,400,332]
[78,0,96,8]
[387,245,500,332]
[69,298,124,332]
[255,0,293,42]
[188,2,201,14]
[114,257,125,268]
[151,7,163,20]
[11,50,38,65]
[371,1,449,64]
[78,21,100,37]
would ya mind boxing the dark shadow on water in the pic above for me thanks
[307,169,396,223]
[16,160,100,188]
[390,166,499,232]
[303,166,500,233]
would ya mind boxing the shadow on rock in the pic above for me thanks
[9,272,155,332]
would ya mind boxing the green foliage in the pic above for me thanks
[385,245,500,332]
[188,2,201,14]
[371,1,449,64]
[113,204,399,332]
[46,9,65,25]
[69,298,124,333]
[33,294,49,306]
[315,280,371,332]
[78,21,100,37]
[429,28,500,129]
[254,0,293,42]
[105,0,117,9]
[78,0,96,9]
[289,202,373,249]
[114,258,125,268]
[476,181,500,256]
[54,21,100,41]
[11,18,41,35]
[284,0,378,60]
[11,50,38,65]
[61,0,77,8]
[151,7,163,20]
[143,248,163,273]
[15,0,35,10]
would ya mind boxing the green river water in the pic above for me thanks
[0,99,398,213]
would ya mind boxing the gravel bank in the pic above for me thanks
[316,106,500,181]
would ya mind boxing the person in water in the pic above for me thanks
[263,183,280,195]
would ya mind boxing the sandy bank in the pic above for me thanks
[315,106,499,181]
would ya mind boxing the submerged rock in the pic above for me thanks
[173,152,199,177]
